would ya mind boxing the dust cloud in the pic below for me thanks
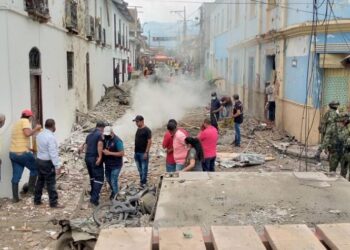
[113,78,211,140]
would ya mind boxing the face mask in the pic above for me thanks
[105,135,112,140]
[212,97,216,100]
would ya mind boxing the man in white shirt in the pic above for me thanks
[265,81,276,126]
[34,119,63,208]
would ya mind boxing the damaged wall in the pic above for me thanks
[0,0,131,197]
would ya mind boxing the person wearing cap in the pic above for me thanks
[80,121,105,206]
[210,92,221,130]
[9,109,41,203]
[133,115,152,187]
[102,126,124,199]
[34,119,64,208]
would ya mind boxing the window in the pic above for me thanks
[267,0,277,10]
[233,59,239,84]
[67,52,74,89]
[234,0,239,27]
[250,0,256,18]
[114,14,117,46]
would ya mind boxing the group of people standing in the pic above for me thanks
[80,115,151,206]
[162,118,218,173]
[5,110,63,208]
[209,92,244,147]
[317,101,350,180]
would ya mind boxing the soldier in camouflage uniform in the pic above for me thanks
[320,109,343,173]
[340,116,350,180]
[315,101,340,161]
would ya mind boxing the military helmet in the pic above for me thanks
[329,100,340,108]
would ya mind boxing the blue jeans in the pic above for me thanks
[166,163,176,172]
[134,153,149,185]
[176,163,184,171]
[234,123,241,146]
[202,157,216,172]
[105,166,121,199]
[9,152,38,184]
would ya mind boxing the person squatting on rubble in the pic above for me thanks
[9,109,41,203]
[220,96,233,118]
[232,94,244,147]
[133,115,152,188]
[102,126,124,199]
[167,121,188,171]
[80,121,105,206]
[0,113,5,172]
[209,92,221,130]
[198,118,218,172]
[162,119,189,173]
[183,137,204,172]
[315,101,340,161]
[34,119,64,208]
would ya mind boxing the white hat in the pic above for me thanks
[103,126,113,136]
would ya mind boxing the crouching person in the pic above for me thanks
[34,119,64,208]
[103,126,124,200]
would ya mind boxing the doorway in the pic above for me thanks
[122,59,126,83]
[29,48,43,126]
[247,57,255,113]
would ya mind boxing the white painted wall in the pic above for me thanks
[0,0,132,197]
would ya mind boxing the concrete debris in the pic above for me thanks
[328,209,341,215]
[217,152,267,168]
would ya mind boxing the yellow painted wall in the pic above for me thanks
[279,99,320,145]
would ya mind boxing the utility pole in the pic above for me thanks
[183,6,187,42]
[171,7,186,42]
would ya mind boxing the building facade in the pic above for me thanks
[0,0,133,197]
[203,0,350,145]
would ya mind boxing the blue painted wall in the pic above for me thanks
[284,55,309,104]
[214,32,230,60]
[287,0,350,26]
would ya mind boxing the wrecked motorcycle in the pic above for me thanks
[93,187,156,227]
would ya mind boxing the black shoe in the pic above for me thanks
[27,176,37,194]
[12,183,20,203]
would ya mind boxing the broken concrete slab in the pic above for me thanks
[154,172,350,234]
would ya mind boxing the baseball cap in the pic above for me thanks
[103,126,113,136]
[133,115,144,122]
[21,109,33,117]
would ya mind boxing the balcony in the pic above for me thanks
[66,0,78,33]
[25,0,50,23]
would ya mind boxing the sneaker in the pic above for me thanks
[50,204,65,209]
[34,201,43,206]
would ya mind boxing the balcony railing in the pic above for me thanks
[25,0,50,23]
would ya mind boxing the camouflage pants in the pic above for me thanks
[329,151,342,172]
[341,152,350,181]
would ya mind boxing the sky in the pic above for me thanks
[126,0,210,23]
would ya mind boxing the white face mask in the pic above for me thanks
[212,97,216,100]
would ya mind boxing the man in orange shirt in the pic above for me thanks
[9,110,41,202]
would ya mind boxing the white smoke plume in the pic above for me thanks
[113,77,212,140]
